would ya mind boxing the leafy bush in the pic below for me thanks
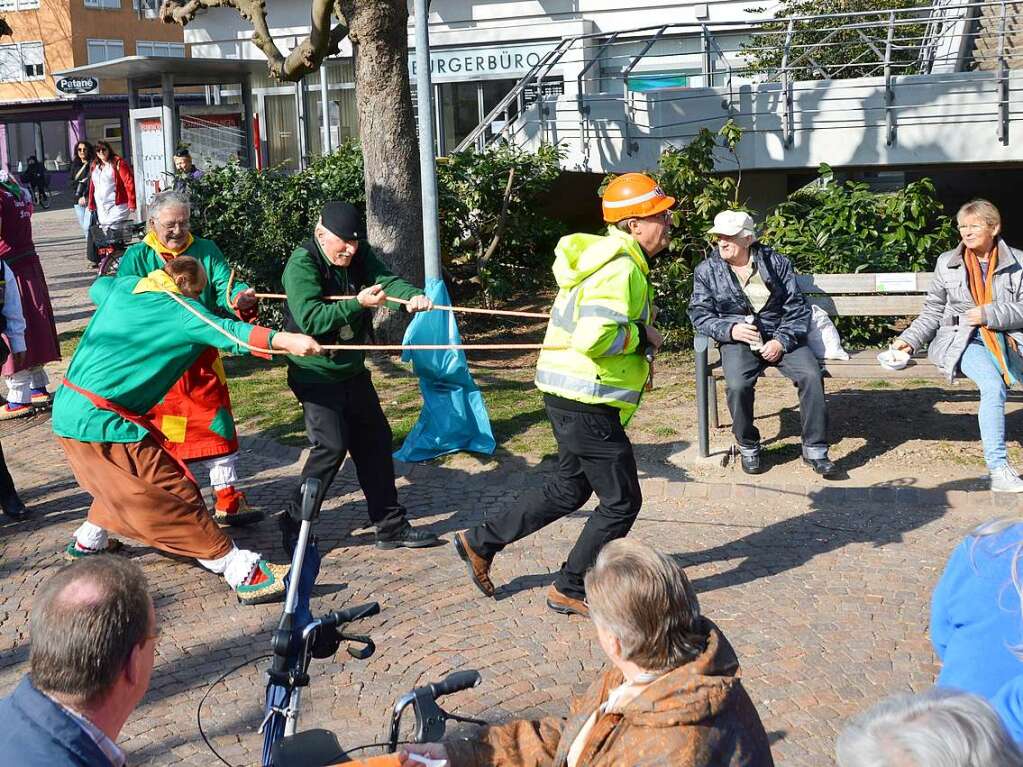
[438,143,566,305]
[188,142,565,320]
[646,120,745,347]
[759,165,958,344]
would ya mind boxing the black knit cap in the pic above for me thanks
[320,201,365,241]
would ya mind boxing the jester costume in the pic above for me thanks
[116,232,261,524]
[52,270,287,604]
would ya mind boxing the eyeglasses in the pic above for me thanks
[155,219,189,231]
[76,147,88,153]
[96,147,110,154]
[958,223,991,232]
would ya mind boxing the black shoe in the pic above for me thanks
[1,490,29,520]
[278,511,301,557]
[376,523,441,550]
[740,452,764,475]
[803,457,837,477]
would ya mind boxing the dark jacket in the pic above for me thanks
[688,243,810,353]
[445,618,774,767]
[0,676,116,766]
[282,238,423,383]
[70,158,91,201]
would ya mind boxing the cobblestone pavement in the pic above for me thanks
[1,209,1016,766]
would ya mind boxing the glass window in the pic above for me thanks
[20,41,43,80]
[264,93,300,171]
[87,39,124,64]
[136,41,185,58]
[482,78,518,141]
[131,0,158,17]
[84,0,121,8]
[0,42,43,82]
[439,81,480,155]
[85,118,124,157]
[6,123,36,173]
[40,121,70,170]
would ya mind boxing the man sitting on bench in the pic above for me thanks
[687,210,836,477]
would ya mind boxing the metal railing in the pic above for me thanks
[454,0,1023,156]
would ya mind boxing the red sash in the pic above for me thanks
[61,378,198,484]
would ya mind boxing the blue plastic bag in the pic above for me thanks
[393,278,497,462]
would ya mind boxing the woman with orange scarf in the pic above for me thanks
[895,199,1023,492]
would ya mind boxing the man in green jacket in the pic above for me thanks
[281,201,440,550]
[52,256,322,604]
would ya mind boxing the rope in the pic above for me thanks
[160,289,564,354]
[252,292,551,320]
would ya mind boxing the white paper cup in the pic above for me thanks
[877,348,911,371]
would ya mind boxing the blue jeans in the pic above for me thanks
[959,338,1023,470]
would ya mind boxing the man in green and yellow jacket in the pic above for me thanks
[453,173,672,617]
[281,201,440,550]
[52,256,322,605]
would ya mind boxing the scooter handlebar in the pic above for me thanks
[320,601,380,630]
[429,670,482,698]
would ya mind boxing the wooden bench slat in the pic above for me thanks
[808,295,927,316]
[797,272,933,294]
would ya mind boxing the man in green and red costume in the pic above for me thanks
[52,256,323,604]
[116,190,262,525]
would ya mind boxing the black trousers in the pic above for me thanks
[0,442,17,501]
[720,342,829,456]
[287,371,406,537]
[466,401,642,599]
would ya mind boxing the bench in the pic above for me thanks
[694,271,940,458]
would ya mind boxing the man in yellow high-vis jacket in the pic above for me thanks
[453,174,673,617]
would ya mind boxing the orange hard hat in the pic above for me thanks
[601,173,675,223]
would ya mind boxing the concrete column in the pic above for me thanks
[160,72,177,179]
[319,61,331,155]
[295,77,309,169]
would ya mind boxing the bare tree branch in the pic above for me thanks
[159,0,348,81]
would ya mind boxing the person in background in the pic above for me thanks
[172,148,203,193]
[87,141,136,270]
[21,155,47,206]
[837,689,1023,767]
[0,258,29,517]
[0,556,157,766]
[401,540,775,767]
[69,141,94,237]
[687,210,834,478]
[894,199,1023,492]
[0,168,60,420]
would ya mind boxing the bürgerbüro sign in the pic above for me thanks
[409,42,557,81]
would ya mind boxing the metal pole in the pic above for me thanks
[414,0,442,283]
[160,72,177,179]
[319,61,332,154]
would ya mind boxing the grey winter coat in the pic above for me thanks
[898,239,1023,383]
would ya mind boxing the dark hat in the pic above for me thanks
[320,201,365,240]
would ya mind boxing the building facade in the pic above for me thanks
[183,0,777,167]
[0,0,183,189]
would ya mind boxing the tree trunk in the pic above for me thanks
[339,0,423,342]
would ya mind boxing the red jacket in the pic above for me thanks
[87,157,136,212]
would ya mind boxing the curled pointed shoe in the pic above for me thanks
[803,456,837,478]
[0,402,33,420]
[453,531,495,597]
[213,487,265,527]
[63,539,124,561]
[236,561,289,605]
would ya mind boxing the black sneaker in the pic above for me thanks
[376,524,441,550]
[740,452,764,475]
[803,457,837,478]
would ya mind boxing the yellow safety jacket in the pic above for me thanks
[535,227,653,425]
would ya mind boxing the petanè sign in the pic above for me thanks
[55,76,99,96]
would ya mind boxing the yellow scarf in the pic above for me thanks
[143,230,194,259]
[132,268,181,295]
[965,245,1018,386]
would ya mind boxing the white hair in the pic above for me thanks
[967,517,1023,658]
[837,689,1023,767]
[148,190,190,222]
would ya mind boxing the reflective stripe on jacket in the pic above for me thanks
[535,227,652,424]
